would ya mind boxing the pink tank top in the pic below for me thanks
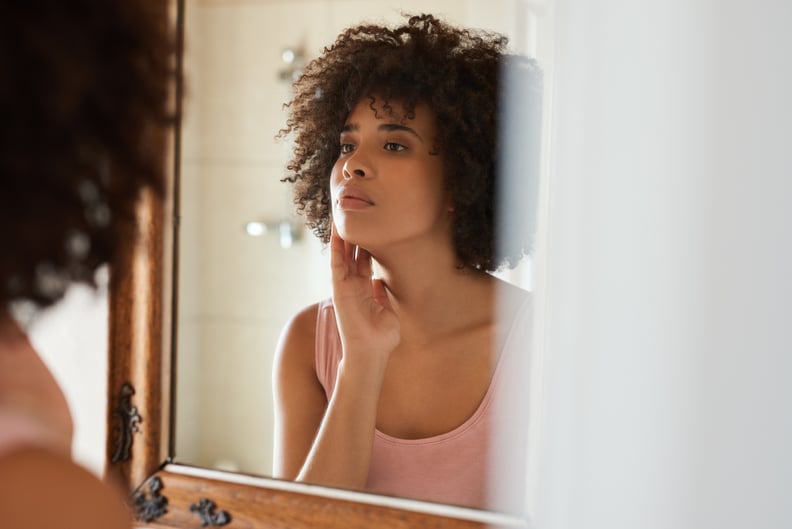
[314,297,532,510]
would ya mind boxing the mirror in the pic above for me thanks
[106,0,554,526]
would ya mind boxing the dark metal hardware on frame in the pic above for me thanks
[134,476,168,523]
[111,382,142,463]
[190,498,232,526]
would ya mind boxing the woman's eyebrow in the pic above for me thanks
[340,122,423,141]
[379,123,422,140]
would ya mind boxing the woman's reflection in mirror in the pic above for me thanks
[0,2,174,528]
[274,14,539,511]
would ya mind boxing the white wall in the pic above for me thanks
[534,1,792,527]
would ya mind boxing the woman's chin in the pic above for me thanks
[336,230,380,257]
[334,223,369,246]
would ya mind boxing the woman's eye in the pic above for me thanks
[384,142,406,152]
[339,143,355,154]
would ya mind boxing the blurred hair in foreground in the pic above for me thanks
[0,0,176,310]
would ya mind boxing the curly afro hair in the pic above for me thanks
[280,13,540,272]
[0,1,176,308]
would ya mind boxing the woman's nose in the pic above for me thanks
[342,151,369,179]
[343,166,365,179]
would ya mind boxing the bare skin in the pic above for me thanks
[0,448,131,529]
[0,311,131,528]
[272,98,527,490]
[0,311,73,457]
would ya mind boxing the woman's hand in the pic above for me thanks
[276,227,399,489]
[330,226,400,365]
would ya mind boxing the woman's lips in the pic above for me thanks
[337,188,374,209]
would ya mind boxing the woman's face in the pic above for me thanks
[330,97,452,254]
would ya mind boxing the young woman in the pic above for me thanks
[273,14,539,510]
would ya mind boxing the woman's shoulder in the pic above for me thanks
[286,301,322,333]
[0,448,131,529]
[274,300,332,373]
[278,302,320,354]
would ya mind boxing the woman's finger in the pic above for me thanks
[331,225,354,278]
[356,247,373,279]
[331,225,366,281]
[330,224,345,274]
[345,240,357,274]
[372,279,393,311]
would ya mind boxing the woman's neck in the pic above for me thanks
[0,307,27,351]
[0,305,74,456]
[370,244,498,339]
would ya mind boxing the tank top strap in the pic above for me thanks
[314,298,341,400]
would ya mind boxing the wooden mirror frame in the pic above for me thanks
[102,2,533,527]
